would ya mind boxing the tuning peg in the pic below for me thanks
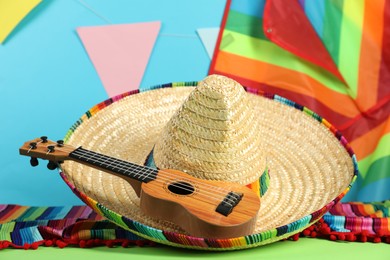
[40,136,48,143]
[30,157,39,167]
[29,142,37,149]
[57,140,64,147]
[47,145,55,153]
[47,161,58,170]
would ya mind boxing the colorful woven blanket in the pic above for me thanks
[0,204,150,249]
[0,202,389,249]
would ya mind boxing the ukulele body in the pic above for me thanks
[140,169,260,238]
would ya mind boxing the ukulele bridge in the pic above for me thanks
[215,192,243,216]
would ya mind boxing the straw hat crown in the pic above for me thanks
[153,75,266,184]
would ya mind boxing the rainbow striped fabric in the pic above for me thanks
[0,204,147,249]
[1,201,389,249]
[210,0,390,202]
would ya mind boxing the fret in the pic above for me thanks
[69,147,157,183]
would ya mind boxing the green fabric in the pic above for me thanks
[323,0,343,65]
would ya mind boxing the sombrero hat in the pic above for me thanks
[60,75,357,250]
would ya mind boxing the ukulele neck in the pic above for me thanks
[68,147,157,183]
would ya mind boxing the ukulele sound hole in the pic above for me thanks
[168,181,194,195]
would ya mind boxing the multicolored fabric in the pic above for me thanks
[0,204,149,249]
[325,201,390,235]
[59,82,358,250]
[209,0,390,202]
[1,201,389,249]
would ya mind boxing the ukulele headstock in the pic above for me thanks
[19,136,72,169]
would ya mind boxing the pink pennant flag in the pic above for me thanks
[77,21,161,97]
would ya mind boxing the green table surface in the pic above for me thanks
[1,238,389,260]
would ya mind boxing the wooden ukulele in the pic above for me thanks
[19,137,260,238]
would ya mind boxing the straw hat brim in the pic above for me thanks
[60,82,357,250]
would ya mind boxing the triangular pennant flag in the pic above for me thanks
[0,0,41,44]
[77,21,161,97]
[196,28,220,59]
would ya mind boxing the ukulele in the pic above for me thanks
[19,137,260,239]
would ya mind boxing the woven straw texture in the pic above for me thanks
[154,76,266,185]
[60,79,356,250]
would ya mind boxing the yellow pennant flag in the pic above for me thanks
[0,0,41,43]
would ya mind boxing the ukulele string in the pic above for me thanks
[27,139,46,153]
[49,143,239,207]
[68,148,237,207]
[55,143,230,197]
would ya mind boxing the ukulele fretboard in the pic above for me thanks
[69,147,157,183]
